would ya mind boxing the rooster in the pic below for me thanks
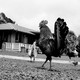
[37,18,69,70]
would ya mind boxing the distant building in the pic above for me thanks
[0,23,38,52]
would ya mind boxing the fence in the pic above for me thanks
[2,42,31,52]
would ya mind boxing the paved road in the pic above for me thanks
[0,54,80,65]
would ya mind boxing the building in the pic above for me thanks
[0,23,37,52]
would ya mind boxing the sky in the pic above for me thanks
[0,0,80,36]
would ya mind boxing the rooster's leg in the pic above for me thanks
[49,56,52,70]
[42,58,48,67]
[49,60,51,70]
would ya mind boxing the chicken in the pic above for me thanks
[73,61,78,66]
[37,18,69,70]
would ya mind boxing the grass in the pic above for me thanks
[0,51,80,79]
[0,50,80,62]
[1,58,80,70]
[0,58,80,80]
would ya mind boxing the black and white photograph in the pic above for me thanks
[0,0,80,80]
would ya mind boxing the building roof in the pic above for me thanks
[0,23,35,35]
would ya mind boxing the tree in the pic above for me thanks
[0,12,15,24]
[66,30,77,51]
[76,35,80,57]
[64,31,78,59]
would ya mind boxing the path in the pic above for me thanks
[0,54,80,65]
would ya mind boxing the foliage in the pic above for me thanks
[76,35,80,56]
[0,12,15,24]
[65,30,77,51]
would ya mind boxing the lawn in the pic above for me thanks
[0,51,80,79]
[0,58,80,80]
